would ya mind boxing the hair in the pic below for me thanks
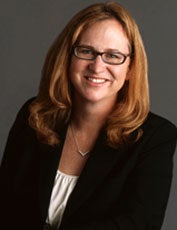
[28,1,149,148]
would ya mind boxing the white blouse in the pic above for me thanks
[46,170,79,229]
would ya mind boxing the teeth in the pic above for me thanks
[87,77,106,83]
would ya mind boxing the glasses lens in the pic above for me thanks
[103,52,125,64]
[75,47,94,60]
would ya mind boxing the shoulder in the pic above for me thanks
[142,112,177,139]
[1,97,37,168]
[138,112,177,154]
[15,97,36,121]
[5,97,36,140]
[14,97,36,124]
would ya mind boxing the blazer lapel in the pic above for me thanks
[38,134,68,224]
[38,125,68,223]
[62,134,126,223]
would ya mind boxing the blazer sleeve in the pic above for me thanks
[0,98,35,227]
[61,118,177,230]
[0,98,34,168]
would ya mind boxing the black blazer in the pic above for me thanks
[0,99,177,230]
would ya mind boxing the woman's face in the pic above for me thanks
[69,19,131,106]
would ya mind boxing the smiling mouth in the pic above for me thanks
[86,77,107,83]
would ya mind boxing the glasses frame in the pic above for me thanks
[73,45,131,65]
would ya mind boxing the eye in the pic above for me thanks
[78,47,93,55]
[105,52,123,60]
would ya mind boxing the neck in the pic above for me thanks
[71,95,117,132]
[68,94,117,155]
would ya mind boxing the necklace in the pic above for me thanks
[70,123,90,157]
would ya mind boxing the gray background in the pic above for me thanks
[0,0,176,229]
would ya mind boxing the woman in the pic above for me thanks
[0,2,177,230]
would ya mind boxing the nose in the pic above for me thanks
[88,55,105,73]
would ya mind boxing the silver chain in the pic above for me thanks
[70,123,90,157]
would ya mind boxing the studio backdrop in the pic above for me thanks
[0,1,176,229]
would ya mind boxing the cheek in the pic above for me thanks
[111,66,129,82]
[69,59,78,82]
[70,57,87,74]
[69,59,87,86]
[69,58,77,75]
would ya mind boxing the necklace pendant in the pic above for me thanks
[70,123,90,157]
[78,150,90,157]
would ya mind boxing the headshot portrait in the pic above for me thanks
[0,1,177,230]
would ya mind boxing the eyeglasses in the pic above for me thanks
[73,45,131,65]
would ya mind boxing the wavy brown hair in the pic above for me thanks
[29,1,149,148]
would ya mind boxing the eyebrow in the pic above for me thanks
[78,44,123,53]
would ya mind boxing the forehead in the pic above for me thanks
[78,19,130,52]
